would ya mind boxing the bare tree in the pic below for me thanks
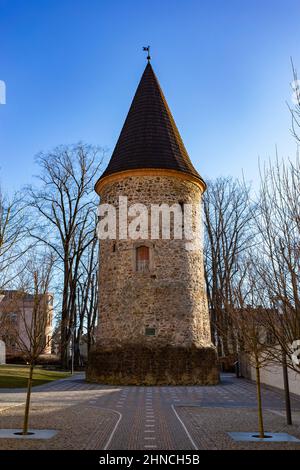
[253,156,300,374]
[228,303,272,438]
[73,235,98,366]
[7,254,54,435]
[203,177,255,361]
[0,187,31,289]
[27,143,104,368]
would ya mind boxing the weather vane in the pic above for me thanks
[143,45,151,62]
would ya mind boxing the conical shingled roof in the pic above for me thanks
[99,62,203,183]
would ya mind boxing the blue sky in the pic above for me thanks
[0,0,300,193]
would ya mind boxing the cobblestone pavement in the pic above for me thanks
[1,373,300,449]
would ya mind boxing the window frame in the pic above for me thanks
[132,241,154,273]
[145,327,156,337]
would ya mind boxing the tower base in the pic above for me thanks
[86,344,219,385]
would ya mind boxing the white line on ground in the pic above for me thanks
[103,409,122,450]
[268,409,285,417]
[171,404,198,450]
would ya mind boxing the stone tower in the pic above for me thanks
[87,62,218,385]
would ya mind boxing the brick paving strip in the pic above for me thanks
[0,404,118,450]
[0,373,300,450]
[175,406,300,450]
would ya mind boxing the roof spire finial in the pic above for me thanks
[143,45,151,63]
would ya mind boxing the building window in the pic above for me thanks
[8,312,18,324]
[266,330,276,346]
[145,327,156,336]
[136,246,150,272]
[3,334,16,349]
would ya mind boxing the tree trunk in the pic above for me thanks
[61,257,70,370]
[255,364,265,438]
[23,364,34,435]
[74,341,83,368]
[60,333,69,370]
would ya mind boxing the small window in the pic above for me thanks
[136,246,150,272]
[145,327,156,336]
[8,312,18,324]
[266,330,276,346]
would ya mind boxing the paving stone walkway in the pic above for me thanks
[1,373,300,449]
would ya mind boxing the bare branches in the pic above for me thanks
[27,143,104,368]
[1,254,55,435]
[203,176,255,357]
[0,188,32,289]
[288,58,300,143]
[12,255,54,362]
[253,156,300,373]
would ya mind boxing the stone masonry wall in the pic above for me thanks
[96,175,212,349]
